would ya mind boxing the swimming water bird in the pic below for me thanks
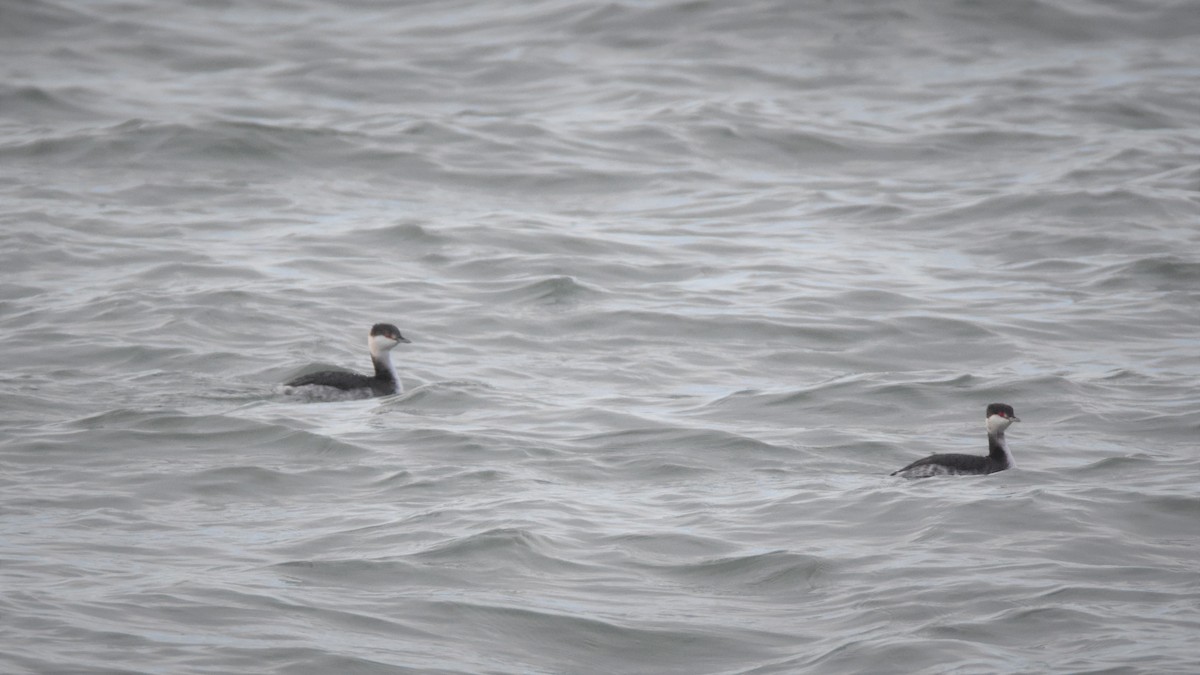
[282,323,411,399]
[891,403,1020,478]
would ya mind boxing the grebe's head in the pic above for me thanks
[985,403,1020,434]
[369,322,411,353]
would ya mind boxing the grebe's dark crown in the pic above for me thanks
[370,323,410,343]
[986,403,1017,419]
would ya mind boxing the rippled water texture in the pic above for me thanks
[2,1,1199,673]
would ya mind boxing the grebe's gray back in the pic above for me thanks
[283,323,411,400]
[891,403,1020,479]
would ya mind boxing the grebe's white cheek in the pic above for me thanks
[986,414,1013,435]
[370,334,400,352]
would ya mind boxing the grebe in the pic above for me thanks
[891,403,1020,478]
[282,323,411,399]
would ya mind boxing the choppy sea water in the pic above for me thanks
[3,1,1199,672]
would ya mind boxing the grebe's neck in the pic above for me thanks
[371,351,401,393]
[369,337,402,394]
[987,429,1013,468]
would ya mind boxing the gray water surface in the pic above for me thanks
[3,1,1199,673]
